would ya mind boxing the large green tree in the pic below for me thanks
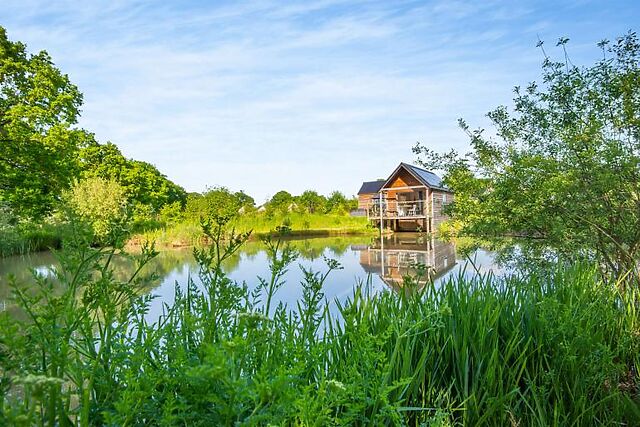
[0,26,88,219]
[185,187,247,222]
[324,191,352,214]
[414,32,640,283]
[267,190,294,215]
[298,190,326,214]
[80,141,187,218]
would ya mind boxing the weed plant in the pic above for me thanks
[0,216,638,425]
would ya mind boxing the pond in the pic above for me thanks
[0,233,508,321]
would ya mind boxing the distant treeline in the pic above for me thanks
[180,188,358,223]
[0,26,364,254]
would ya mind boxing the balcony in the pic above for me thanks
[367,200,427,218]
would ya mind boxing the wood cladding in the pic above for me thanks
[357,163,453,233]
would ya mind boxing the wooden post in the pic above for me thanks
[379,189,385,278]
[430,190,434,234]
[379,190,384,235]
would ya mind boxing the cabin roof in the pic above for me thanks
[358,162,452,194]
[358,180,385,195]
[400,163,449,191]
[381,162,451,192]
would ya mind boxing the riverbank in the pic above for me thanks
[127,213,376,248]
[2,230,639,424]
[0,214,377,257]
[0,223,63,258]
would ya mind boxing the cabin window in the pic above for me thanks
[442,193,447,204]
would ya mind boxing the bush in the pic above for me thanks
[64,177,129,245]
[159,201,185,225]
[0,205,62,256]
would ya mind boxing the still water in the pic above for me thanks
[0,234,507,320]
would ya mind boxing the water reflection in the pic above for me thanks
[1,234,503,320]
[357,234,457,288]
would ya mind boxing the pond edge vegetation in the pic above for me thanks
[1,215,639,425]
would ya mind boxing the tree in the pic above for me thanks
[267,191,294,215]
[414,32,640,283]
[80,141,187,219]
[233,190,255,210]
[298,190,326,214]
[185,187,243,222]
[64,177,129,244]
[325,191,348,214]
[0,26,88,219]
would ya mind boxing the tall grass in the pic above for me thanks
[130,212,374,248]
[1,217,638,425]
[0,224,63,258]
[233,212,372,235]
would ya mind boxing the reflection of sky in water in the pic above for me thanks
[33,265,56,278]
[1,236,510,321]
[126,237,511,322]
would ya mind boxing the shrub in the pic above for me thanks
[64,177,129,244]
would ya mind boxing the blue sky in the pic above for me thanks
[1,1,638,202]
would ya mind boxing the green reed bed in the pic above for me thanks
[0,224,63,258]
[129,213,373,249]
[1,218,638,426]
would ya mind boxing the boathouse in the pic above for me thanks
[357,163,453,233]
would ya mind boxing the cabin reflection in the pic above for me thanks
[354,234,456,289]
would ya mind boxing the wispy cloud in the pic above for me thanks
[1,0,638,200]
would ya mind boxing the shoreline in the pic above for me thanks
[125,227,380,250]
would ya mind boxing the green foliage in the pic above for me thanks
[0,26,89,219]
[234,190,255,210]
[185,187,249,223]
[267,190,294,216]
[0,204,21,256]
[158,201,185,225]
[324,191,348,214]
[80,141,187,220]
[414,32,640,283]
[298,190,327,214]
[266,190,356,216]
[0,204,62,256]
[64,177,129,245]
[0,27,187,241]
[1,218,639,425]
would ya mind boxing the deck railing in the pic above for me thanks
[367,200,428,218]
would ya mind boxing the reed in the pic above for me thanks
[129,213,374,249]
[1,217,638,425]
[0,224,63,258]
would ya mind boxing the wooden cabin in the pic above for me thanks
[356,235,457,289]
[357,180,385,209]
[357,163,453,233]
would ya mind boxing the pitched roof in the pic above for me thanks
[358,180,385,195]
[377,162,452,192]
[401,163,449,191]
[358,163,452,195]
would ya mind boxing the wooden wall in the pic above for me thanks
[430,191,454,230]
[384,169,422,200]
[358,193,374,210]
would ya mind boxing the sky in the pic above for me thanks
[1,0,638,203]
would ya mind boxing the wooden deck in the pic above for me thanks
[366,200,428,219]
[358,163,453,233]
